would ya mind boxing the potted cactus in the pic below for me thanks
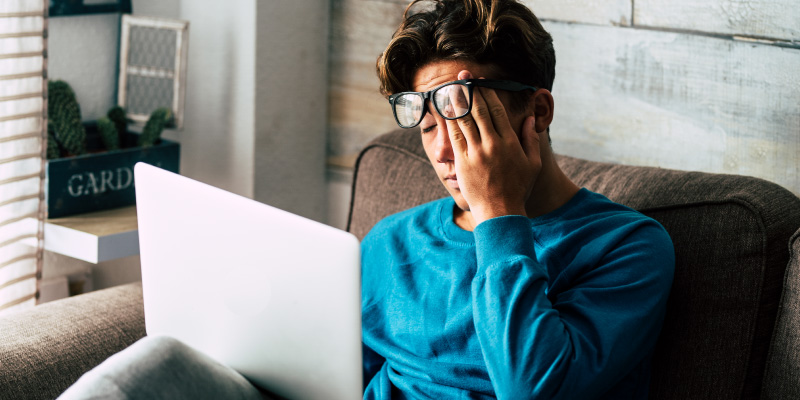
[46,80,180,218]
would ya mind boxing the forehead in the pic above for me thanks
[412,60,498,92]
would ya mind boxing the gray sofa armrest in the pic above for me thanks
[0,282,146,400]
[763,228,800,400]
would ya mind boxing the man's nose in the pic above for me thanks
[434,123,454,163]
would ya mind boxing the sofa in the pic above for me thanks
[2,129,799,399]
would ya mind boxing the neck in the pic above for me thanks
[524,147,580,219]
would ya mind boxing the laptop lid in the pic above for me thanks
[134,162,362,400]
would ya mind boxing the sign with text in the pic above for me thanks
[46,139,180,218]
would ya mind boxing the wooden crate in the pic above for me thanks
[46,129,179,218]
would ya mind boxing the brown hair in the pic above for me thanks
[377,0,555,110]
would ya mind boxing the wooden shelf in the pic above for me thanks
[35,206,139,263]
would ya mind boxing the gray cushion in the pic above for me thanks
[347,129,446,240]
[762,228,800,400]
[0,282,145,400]
[555,155,800,400]
[348,129,800,399]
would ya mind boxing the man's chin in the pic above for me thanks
[439,180,470,211]
[451,194,470,212]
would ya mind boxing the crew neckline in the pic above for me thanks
[439,198,476,245]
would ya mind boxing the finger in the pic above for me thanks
[443,85,480,148]
[467,85,501,143]
[519,116,541,161]
[444,70,491,146]
[452,101,482,148]
[446,72,481,147]
[447,83,470,120]
[445,115,469,156]
[473,88,517,139]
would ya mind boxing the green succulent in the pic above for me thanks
[46,121,60,160]
[106,105,127,146]
[47,80,86,156]
[97,117,120,151]
[139,107,172,148]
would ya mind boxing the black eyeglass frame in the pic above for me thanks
[387,79,538,129]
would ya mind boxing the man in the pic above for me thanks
[360,0,674,398]
[60,0,673,399]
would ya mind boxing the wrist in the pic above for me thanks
[473,214,537,271]
[471,203,527,225]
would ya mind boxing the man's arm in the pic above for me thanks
[444,73,673,396]
[471,215,674,399]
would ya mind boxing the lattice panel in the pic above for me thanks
[118,15,189,129]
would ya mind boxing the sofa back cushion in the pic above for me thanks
[554,155,800,400]
[348,129,800,399]
[347,130,447,241]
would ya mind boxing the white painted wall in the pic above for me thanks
[327,167,354,230]
[48,13,119,121]
[133,0,179,19]
[171,0,257,199]
[254,1,329,222]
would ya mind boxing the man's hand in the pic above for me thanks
[445,70,543,225]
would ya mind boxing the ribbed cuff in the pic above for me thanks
[473,215,535,274]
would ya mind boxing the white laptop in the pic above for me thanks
[134,162,362,400]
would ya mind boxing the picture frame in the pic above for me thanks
[117,15,189,130]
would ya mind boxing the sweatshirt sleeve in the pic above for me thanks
[471,215,674,399]
[362,342,385,390]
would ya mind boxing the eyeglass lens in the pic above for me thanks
[394,82,472,128]
[395,94,424,128]
[433,83,470,119]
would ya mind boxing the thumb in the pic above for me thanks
[519,116,541,159]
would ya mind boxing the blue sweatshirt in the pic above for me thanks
[361,189,675,399]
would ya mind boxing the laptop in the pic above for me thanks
[134,162,362,400]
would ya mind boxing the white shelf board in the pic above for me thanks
[26,206,140,264]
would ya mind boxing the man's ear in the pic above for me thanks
[531,89,554,133]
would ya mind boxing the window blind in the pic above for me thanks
[0,0,47,314]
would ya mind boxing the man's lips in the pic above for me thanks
[444,175,460,189]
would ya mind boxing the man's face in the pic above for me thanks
[411,60,530,212]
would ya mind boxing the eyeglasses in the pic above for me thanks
[387,79,538,129]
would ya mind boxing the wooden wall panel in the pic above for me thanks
[523,0,631,26]
[635,0,800,42]
[328,0,405,159]
[544,21,800,194]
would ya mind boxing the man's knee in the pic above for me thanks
[58,336,191,399]
[133,336,191,358]
[60,335,265,400]
[125,335,202,371]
